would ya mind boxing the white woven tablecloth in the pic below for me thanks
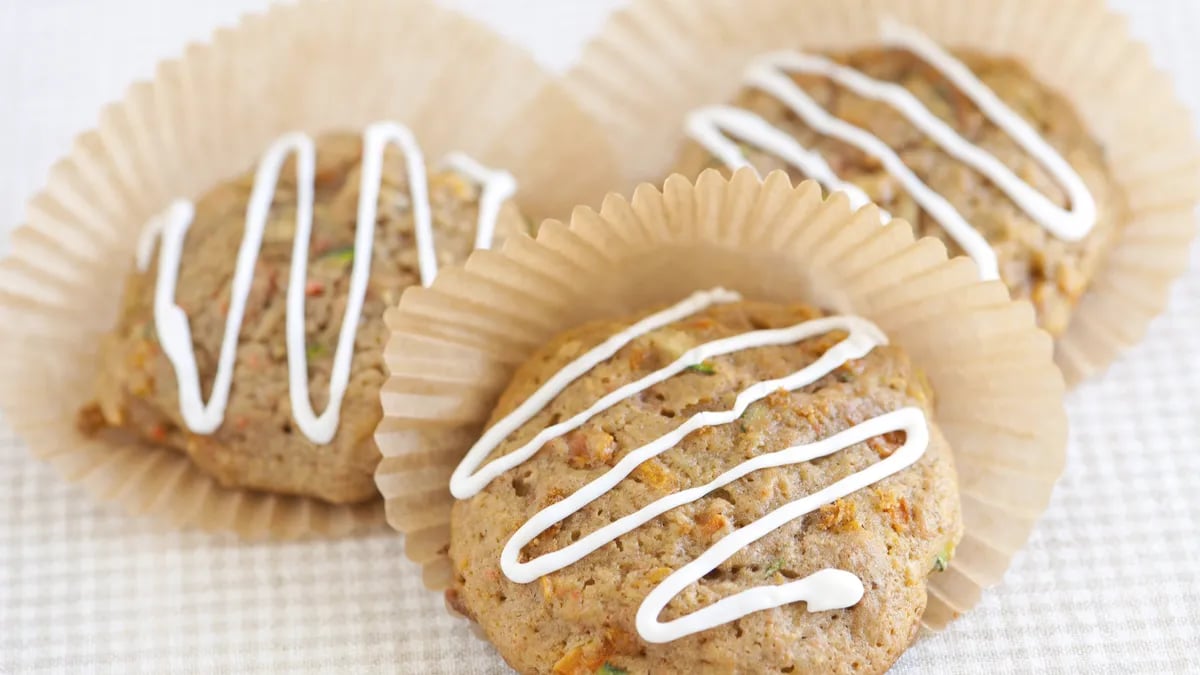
[1,1,1198,672]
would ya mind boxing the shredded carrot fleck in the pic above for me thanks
[566,428,616,469]
[603,626,637,654]
[626,346,647,371]
[305,280,325,296]
[542,487,567,507]
[552,638,613,675]
[765,389,793,408]
[877,489,912,533]
[645,567,673,586]
[818,499,861,533]
[840,358,867,376]
[868,431,906,458]
[148,424,168,443]
[553,644,608,675]
[695,507,729,537]
[633,458,677,492]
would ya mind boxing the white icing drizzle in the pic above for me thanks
[136,208,171,272]
[450,289,932,643]
[686,21,1097,283]
[686,105,881,218]
[440,152,518,251]
[139,121,515,444]
[449,287,744,499]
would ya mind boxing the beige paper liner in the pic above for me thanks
[564,0,1200,387]
[377,169,1068,631]
[0,0,619,539]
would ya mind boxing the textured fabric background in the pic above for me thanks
[1,1,1197,673]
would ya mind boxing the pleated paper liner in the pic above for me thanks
[0,0,619,539]
[376,169,1068,631]
[564,0,1200,387]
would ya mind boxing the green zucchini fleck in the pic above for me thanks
[320,245,355,265]
[764,559,785,578]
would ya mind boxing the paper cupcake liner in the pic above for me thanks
[376,168,1068,631]
[0,0,619,539]
[563,0,1200,387]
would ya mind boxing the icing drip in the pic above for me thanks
[440,152,518,251]
[139,121,515,444]
[450,289,931,643]
[686,21,1097,282]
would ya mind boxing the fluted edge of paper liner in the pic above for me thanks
[563,0,1200,387]
[376,168,1069,631]
[0,0,620,539]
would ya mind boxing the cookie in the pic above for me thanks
[79,123,525,504]
[448,296,961,674]
[676,25,1125,337]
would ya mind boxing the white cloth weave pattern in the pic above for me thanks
[1,0,1198,672]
